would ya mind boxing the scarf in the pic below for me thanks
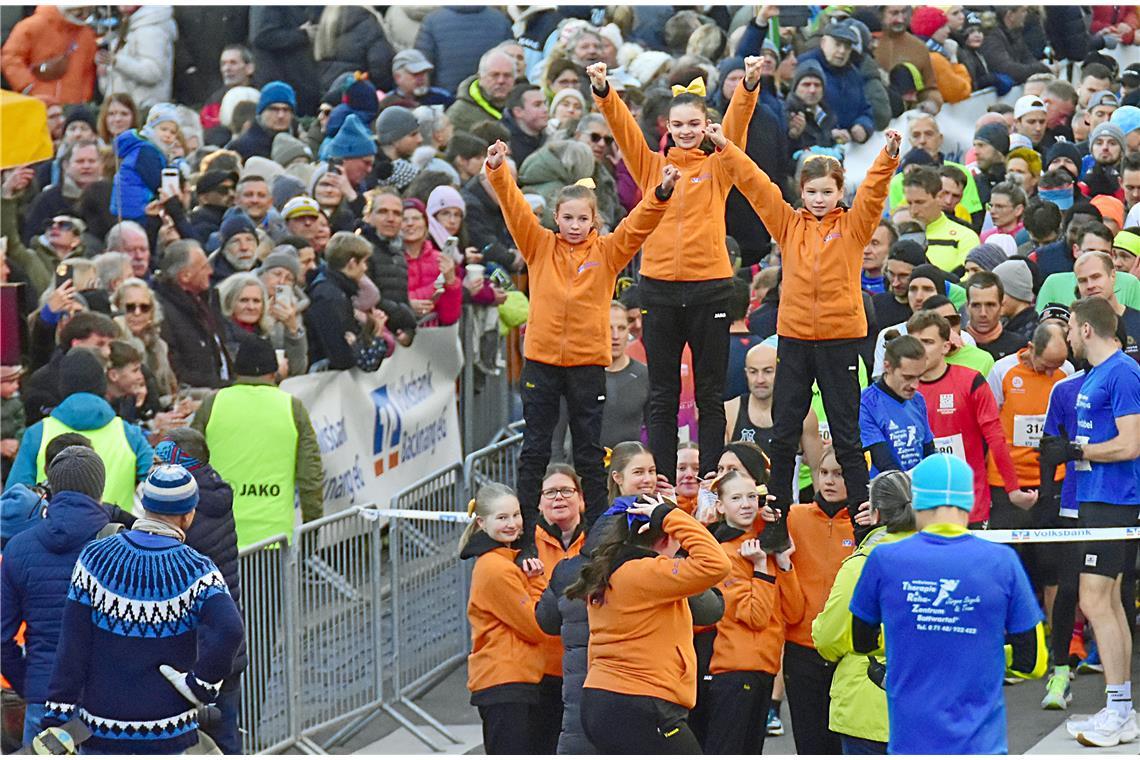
[132,516,186,542]
[426,185,466,250]
[967,320,1003,345]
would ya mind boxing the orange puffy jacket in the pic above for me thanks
[1,6,96,104]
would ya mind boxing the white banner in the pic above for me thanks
[281,325,464,515]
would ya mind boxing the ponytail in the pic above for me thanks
[565,509,664,604]
[606,441,651,499]
[457,482,516,554]
[869,470,915,534]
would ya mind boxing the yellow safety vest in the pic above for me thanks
[37,415,137,509]
[205,384,298,549]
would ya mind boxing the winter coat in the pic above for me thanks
[249,6,323,116]
[1091,6,1139,45]
[221,317,307,380]
[502,111,546,169]
[1,196,68,296]
[929,49,972,104]
[358,223,411,306]
[172,7,250,109]
[103,5,177,111]
[460,176,522,272]
[1045,7,1094,63]
[959,45,1002,93]
[226,120,282,162]
[785,94,837,156]
[980,23,1050,84]
[414,6,512,94]
[6,392,154,493]
[812,527,913,743]
[517,142,595,228]
[798,49,874,135]
[153,279,232,389]
[21,349,66,425]
[535,554,594,755]
[382,6,435,52]
[861,57,892,132]
[111,130,165,223]
[304,268,390,371]
[0,490,111,702]
[23,181,81,248]
[446,75,506,134]
[405,241,462,326]
[189,203,227,246]
[0,5,97,104]
[314,6,396,93]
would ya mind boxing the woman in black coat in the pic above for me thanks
[313,6,396,93]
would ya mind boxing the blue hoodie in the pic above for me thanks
[5,393,153,491]
[110,129,165,222]
[0,490,111,702]
[798,48,874,135]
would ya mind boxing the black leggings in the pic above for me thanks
[768,338,867,536]
[516,360,609,539]
[1048,525,1083,666]
[477,702,542,755]
[643,297,732,478]
[581,688,703,754]
[783,642,842,755]
[702,670,774,754]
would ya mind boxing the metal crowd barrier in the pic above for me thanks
[463,431,524,501]
[459,305,512,453]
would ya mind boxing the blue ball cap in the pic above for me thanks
[910,454,974,512]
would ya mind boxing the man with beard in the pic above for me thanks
[208,214,260,286]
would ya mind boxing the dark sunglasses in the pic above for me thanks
[124,302,153,314]
[50,220,77,232]
[588,132,614,146]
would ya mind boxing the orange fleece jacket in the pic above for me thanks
[709,527,777,674]
[535,522,585,677]
[783,503,855,648]
[718,142,898,341]
[466,544,548,694]
[487,159,670,367]
[757,557,804,674]
[584,508,732,708]
[593,81,758,282]
[931,51,973,104]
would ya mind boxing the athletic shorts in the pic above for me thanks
[1077,502,1140,578]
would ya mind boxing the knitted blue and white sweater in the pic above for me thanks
[41,530,244,754]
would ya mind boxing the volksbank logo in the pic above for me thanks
[370,385,402,476]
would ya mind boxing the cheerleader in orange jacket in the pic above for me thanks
[460,483,548,754]
[703,469,799,754]
[566,494,730,753]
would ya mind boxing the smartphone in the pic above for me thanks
[274,284,293,307]
[443,236,460,262]
[54,263,74,287]
[160,167,180,197]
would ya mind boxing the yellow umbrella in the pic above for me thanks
[0,89,54,170]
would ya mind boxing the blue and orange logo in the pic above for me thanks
[370,385,402,475]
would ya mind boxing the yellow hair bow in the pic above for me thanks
[603,447,613,469]
[467,498,477,516]
[671,77,707,98]
[574,177,596,189]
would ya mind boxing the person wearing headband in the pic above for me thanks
[1112,227,1140,277]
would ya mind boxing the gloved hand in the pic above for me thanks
[1038,435,1083,467]
[159,664,215,708]
[993,73,1015,97]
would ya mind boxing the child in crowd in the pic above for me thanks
[587,58,763,480]
[459,483,547,755]
[484,139,679,556]
[703,469,797,754]
[567,492,730,752]
[705,122,901,550]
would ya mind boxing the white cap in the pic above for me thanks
[1014,95,1046,120]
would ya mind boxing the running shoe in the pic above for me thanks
[766,707,784,736]
[1040,672,1072,710]
[1067,707,1111,738]
[1076,710,1140,747]
[1077,642,1104,674]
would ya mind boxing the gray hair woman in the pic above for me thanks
[218,272,308,378]
[112,277,179,396]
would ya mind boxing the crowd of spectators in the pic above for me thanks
[2,3,1140,754]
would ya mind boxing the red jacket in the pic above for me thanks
[405,239,461,326]
[1092,6,1139,45]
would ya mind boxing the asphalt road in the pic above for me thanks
[325,649,1140,754]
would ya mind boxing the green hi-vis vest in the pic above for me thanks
[205,384,298,550]
[37,415,137,509]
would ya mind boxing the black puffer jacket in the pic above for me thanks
[153,279,232,389]
[459,176,518,272]
[314,6,396,93]
[249,6,323,116]
[183,464,245,674]
[357,222,410,306]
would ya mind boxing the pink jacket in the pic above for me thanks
[405,239,461,326]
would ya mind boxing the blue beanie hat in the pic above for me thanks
[218,212,257,247]
[326,113,376,160]
[1110,104,1140,137]
[258,81,297,115]
[911,454,974,512]
[141,465,199,515]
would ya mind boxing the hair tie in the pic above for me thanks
[467,498,477,516]
[603,447,613,469]
[574,177,596,189]
[671,77,707,98]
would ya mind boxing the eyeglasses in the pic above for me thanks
[540,487,578,499]
[123,302,152,314]
[587,133,615,146]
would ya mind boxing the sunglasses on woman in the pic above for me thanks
[587,132,614,146]
[124,302,153,314]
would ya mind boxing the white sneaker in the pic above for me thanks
[1067,708,1110,738]
[1076,709,1140,748]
